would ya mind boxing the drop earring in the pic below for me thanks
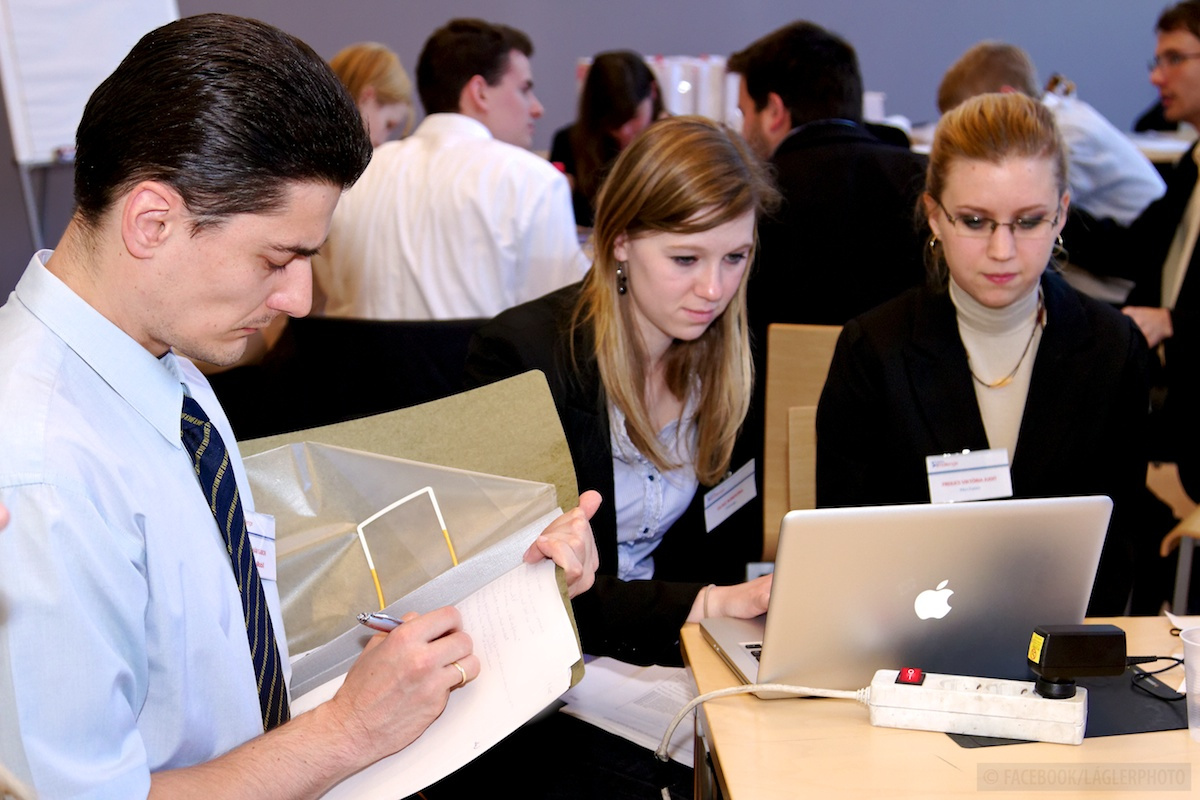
[616,262,628,295]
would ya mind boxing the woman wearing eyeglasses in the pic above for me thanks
[816,93,1157,615]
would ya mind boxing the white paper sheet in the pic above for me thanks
[559,657,696,766]
[292,556,580,798]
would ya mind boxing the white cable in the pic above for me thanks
[654,683,871,763]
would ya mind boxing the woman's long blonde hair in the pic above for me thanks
[573,115,779,485]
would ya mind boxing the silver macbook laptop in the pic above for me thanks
[701,496,1111,693]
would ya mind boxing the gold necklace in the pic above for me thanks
[966,292,1045,390]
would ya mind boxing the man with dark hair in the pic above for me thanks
[313,18,586,320]
[1046,1,1200,611]
[0,14,598,796]
[730,20,864,149]
[728,21,928,345]
[937,41,1164,226]
[1071,0,1200,346]
[1115,0,1200,351]
[1115,1,1200,516]
[1069,2,1200,450]
[415,18,534,126]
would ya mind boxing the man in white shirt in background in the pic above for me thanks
[937,41,1166,227]
[314,18,588,320]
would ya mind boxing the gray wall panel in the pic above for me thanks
[0,0,1168,295]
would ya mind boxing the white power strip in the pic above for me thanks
[867,669,1087,745]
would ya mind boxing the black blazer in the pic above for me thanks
[1064,143,1200,490]
[1066,142,1198,310]
[747,121,928,347]
[815,271,1153,614]
[465,284,762,665]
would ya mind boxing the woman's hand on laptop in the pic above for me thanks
[687,573,773,623]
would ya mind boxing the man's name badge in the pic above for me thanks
[704,459,756,532]
[925,448,1013,504]
[245,512,277,582]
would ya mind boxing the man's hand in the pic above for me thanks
[324,607,479,765]
[148,495,598,800]
[150,607,479,799]
[687,573,773,623]
[1122,305,1173,347]
[523,490,602,597]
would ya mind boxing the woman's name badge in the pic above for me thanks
[704,459,757,532]
[245,512,277,582]
[925,449,1013,504]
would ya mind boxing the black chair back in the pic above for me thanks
[209,316,485,440]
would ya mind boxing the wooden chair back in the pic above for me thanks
[762,323,841,560]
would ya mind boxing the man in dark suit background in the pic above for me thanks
[728,21,928,352]
[726,22,928,509]
[1067,2,1200,506]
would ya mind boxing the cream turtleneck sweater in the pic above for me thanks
[949,278,1045,459]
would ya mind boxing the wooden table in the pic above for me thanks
[1128,132,1194,165]
[682,617,1197,799]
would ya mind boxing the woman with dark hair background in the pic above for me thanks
[550,50,662,227]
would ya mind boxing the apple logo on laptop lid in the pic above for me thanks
[914,579,954,620]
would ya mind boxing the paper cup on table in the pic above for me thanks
[1183,627,1200,741]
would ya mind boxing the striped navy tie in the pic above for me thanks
[180,395,290,731]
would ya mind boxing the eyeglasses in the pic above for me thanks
[936,201,1061,240]
[1148,51,1200,71]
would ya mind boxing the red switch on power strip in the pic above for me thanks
[896,667,925,685]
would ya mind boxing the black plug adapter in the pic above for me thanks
[1026,624,1127,699]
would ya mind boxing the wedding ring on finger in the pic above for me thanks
[450,660,467,688]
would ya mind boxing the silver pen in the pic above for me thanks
[357,611,404,633]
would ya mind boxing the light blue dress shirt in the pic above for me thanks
[609,394,700,581]
[0,253,290,797]
[1042,91,1165,226]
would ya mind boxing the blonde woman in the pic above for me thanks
[466,116,777,665]
[817,93,1160,615]
[330,42,413,147]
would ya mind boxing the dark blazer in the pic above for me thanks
[208,316,484,440]
[815,271,1154,615]
[1067,142,1198,309]
[1137,146,1200,497]
[747,121,928,350]
[1065,143,1200,489]
[465,283,762,666]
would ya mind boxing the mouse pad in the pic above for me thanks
[949,667,1186,748]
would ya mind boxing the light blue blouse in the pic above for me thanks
[609,392,700,580]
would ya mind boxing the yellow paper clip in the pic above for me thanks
[355,486,459,610]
